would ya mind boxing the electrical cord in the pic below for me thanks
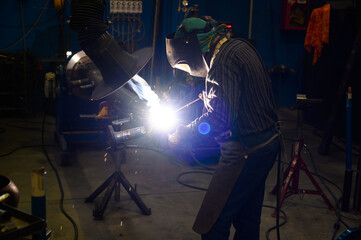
[41,107,78,240]
[275,146,282,240]
[189,149,217,171]
[170,142,284,240]
[0,122,47,131]
[128,129,357,239]
[0,144,55,158]
[332,198,351,240]
[123,144,215,170]
[0,0,51,52]
[128,132,357,240]
[174,165,288,240]
[264,205,288,240]
[19,0,27,51]
[176,171,213,191]
[303,144,338,202]
[312,129,359,156]
[282,136,342,197]
[0,13,60,29]
[111,138,289,239]
[283,136,361,240]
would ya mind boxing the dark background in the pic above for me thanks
[0,0,360,142]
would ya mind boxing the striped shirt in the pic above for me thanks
[189,38,278,140]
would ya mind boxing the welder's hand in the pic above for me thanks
[168,125,191,147]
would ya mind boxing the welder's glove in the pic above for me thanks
[168,125,192,150]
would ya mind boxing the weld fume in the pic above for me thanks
[127,75,159,107]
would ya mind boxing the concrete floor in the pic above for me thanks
[1,108,361,240]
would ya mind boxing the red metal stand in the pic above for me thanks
[271,97,335,216]
[271,138,334,216]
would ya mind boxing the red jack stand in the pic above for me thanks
[271,97,335,216]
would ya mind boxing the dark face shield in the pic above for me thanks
[166,33,209,78]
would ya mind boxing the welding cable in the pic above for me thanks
[332,198,352,240]
[275,145,282,240]
[0,0,51,52]
[339,213,361,222]
[264,205,288,240]
[175,171,289,240]
[24,118,56,125]
[122,14,125,43]
[283,137,359,239]
[299,140,352,232]
[0,13,59,29]
[19,0,27,51]
[303,144,339,202]
[137,17,146,47]
[176,171,213,191]
[311,129,359,156]
[123,144,213,170]
[106,124,212,170]
[0,122,46,131]
[189,149,217,171]
[41,109,78,240]
[0,144,54,158]
[282,136,342,200]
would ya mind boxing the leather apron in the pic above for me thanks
[192,132,279,234]
[192,140,248,234]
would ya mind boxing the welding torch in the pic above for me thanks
[174,93,203,113]
[107,94,203,148]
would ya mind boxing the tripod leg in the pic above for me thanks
[271,165,290,194]
[85,172,117,203]
[118,171,151,215]
[93,175,118,220]
[114,181,120,201]
[301,162,335,210]
[272,157,298,216]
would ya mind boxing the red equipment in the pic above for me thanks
[280,0,310,30]
[271,97,334,216]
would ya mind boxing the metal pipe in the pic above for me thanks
[248,0,254,39]
[150,0,161,86]
[174,93,203,113]
[341,86,353,211]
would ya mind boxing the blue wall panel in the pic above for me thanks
[204,0,306,107]
[0,0,307,107]
[0,1,72,58]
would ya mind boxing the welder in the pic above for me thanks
[166,17,280,240]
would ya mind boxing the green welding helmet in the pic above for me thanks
[166,18,214,78]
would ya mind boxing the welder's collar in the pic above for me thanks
[204,34,229,65]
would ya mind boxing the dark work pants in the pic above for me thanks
[202,128,280,240]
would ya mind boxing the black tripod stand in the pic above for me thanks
[85,126,151,220]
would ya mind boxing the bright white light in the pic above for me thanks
[148,103,177,132]
[66,51,72,58]
[128,74,159,106]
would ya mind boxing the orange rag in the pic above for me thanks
[304,4,330,65]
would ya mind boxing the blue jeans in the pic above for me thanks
[202,128,279,240]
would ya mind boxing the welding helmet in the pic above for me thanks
[166,18,214,78]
